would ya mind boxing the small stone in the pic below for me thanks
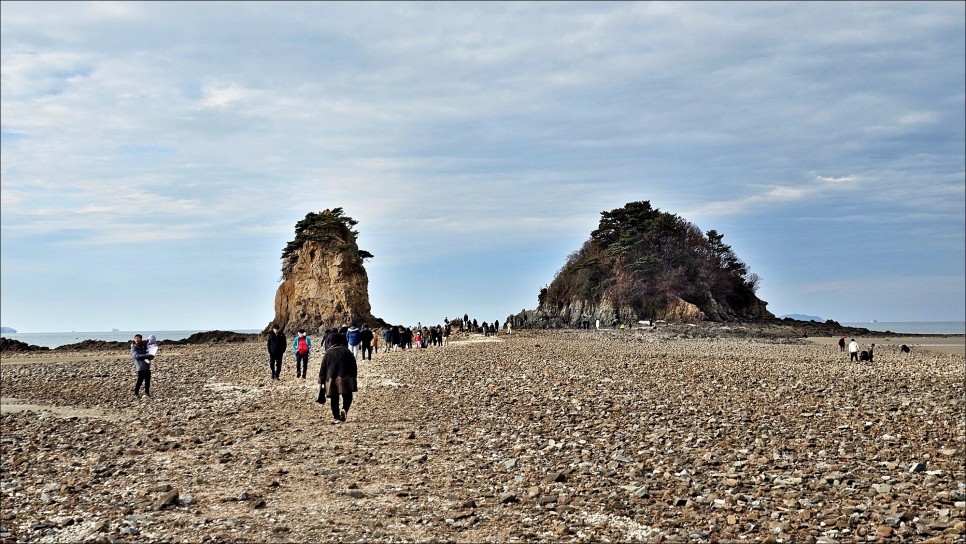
[499,492,518,504]
[535,494,557,505]
[157,489,180,509]
[909,461,927,473]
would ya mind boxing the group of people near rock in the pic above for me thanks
[259,315,499,423]
[128,314,500,424]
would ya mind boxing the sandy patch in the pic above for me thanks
[808,335,964,355]
[447,336,504,345]
[0,397,124,421]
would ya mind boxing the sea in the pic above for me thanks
[841,321,965,335]
[0,329,262,349]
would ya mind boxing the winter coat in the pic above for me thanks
[320,345,358,398]
[359,328,374,347]
[293,335,312,355]
[131,341,153,372]
[346,326,361,347]
[267,331,287,356]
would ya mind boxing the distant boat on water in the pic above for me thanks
[112,328,119,332]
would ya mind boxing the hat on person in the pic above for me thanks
[148,334,157,344]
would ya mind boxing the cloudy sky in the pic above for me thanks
[2,1,964,333]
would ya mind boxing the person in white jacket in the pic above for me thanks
[848,339,859,362]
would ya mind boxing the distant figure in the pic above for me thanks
[505,322,512,336]
[346,323,361,358]
[838,336,846,352]
[868,343,875,362]
[848,338,859,362]
[596,319,600,330]
[359,324,374,361]
[131,333,155,398]
[293,329,312,379]
[267,324,286,380]
[900,344,911,354]
[319,333,358,424]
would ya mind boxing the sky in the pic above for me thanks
[1,1,964,333]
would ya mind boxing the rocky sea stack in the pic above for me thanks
[513,201,774,327]
[266,209,384,334]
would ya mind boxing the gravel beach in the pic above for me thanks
[1,326,964,543]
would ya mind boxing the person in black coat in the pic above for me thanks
[319,333,358,423]
[266,325,286,380]
[359,325,374,361]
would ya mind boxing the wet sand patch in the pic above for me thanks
[808,335,964,355]
[0,397,125,421]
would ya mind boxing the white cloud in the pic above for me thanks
[1,1,963,329]
[199,84,261,109]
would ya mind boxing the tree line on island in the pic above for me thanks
[526,200,772,327]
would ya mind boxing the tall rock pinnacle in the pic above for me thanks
[266,209,382,334]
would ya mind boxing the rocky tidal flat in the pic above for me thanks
[1,328,964,543]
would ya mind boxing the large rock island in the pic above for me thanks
[512,201,774,328]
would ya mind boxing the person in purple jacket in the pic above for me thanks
[131,334,155,398]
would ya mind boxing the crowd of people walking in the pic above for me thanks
[263,315,500,422]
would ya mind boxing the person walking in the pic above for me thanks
[346,323,361,358]
[319,333,358,423]
[838,336,846,352]
[267,324,286,380]
[359,324,374,361]
[293,329,312,379]
[131,333,155,398]
[383,325,394,353]
[848,338,859,362]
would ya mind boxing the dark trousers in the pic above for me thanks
[362,344,373,360]
[850,352,858,362]
[296,353,308,377]
[269,354,283,378]
[135,369,151,396]
[330,391,353,419]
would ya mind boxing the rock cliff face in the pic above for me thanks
[266,210,382,334]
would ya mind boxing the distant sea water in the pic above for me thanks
[0,329,262,349]
[841,321,965,335]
